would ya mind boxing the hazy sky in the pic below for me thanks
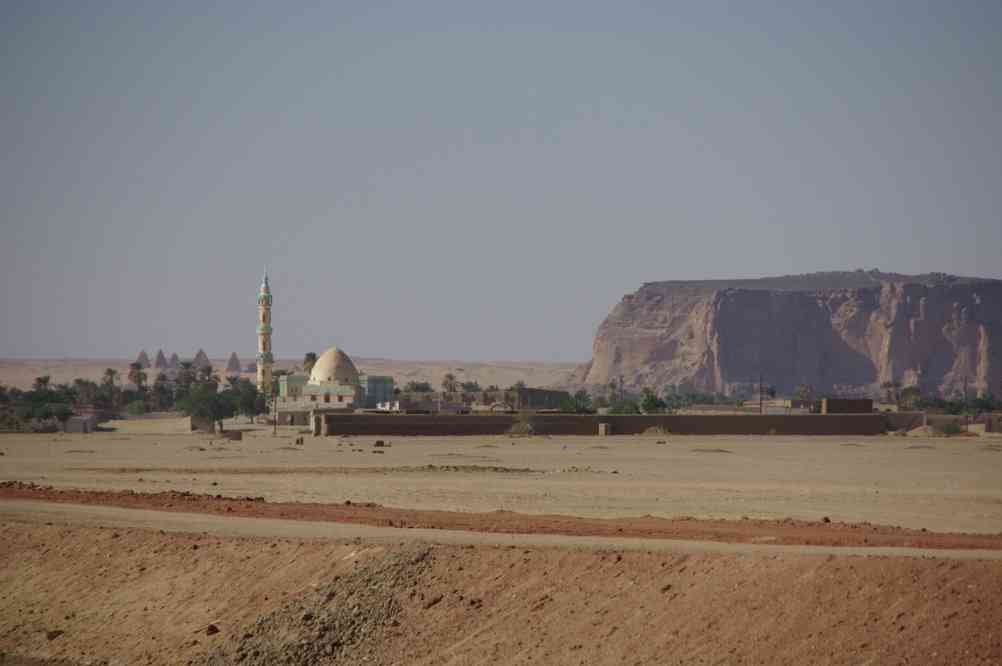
[3,1,1000,361]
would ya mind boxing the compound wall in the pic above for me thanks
[319,413,892,437]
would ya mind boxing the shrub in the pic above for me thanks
[126,400,147,416]
[609,400,641,415]
[938,421,963,436]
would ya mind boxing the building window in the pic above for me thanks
[310,395,316,402]
[324,394,330,403]
[338,395,343,402]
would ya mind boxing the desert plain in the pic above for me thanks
[2,418,1002,664]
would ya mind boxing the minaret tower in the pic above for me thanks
[256,271,274,394]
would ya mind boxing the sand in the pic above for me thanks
[2,521,1001,665]
[1,417,1000,534]
[4,417,1002,664]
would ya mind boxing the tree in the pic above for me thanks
[73,378,99,407]
[404,381,433,393]
[640,388,666,414]
[101,368,121,409]
[174,362,196,400]
[176,382,232,432]
[229,377,265,422]
[609,399,641,415]
[151,373,173,411]
[511,380,527,390]
[128,362,147,393]
[53,404,73,431]
[32,376,52,393]
[126,400,147,416]
[441,373,458,393]
[196,364,217,385]
[303,352,318,374]
[899,386,923,411]
[560,389,594,413]
[461,381,481,392]
[794,384,814,403]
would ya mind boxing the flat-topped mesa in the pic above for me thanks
[640,270,996,293]
[577,271,1002,398]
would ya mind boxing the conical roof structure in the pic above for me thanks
[154,350,168,369]
[226,352,242,374]
[193,349,210,369]
[135,350,151,368]
[168,353,180,370]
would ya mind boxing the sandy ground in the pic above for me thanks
[0,357,577,390]
[1,418,1001,534]
[3,418,1002,664]
[2,520,1001,666]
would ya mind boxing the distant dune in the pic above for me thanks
[0,357,578,391]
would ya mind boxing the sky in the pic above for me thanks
[2,1,1000,362]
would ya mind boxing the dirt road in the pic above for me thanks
[3,498,1002,561]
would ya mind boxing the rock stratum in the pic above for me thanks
[577,271,1002,397]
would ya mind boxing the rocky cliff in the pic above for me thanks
[577,271,1002,397]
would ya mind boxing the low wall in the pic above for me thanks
[320,413,892,437]
[277,411,310,427]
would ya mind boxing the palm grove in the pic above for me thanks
[0,362,266,432]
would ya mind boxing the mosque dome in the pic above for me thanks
[309,346,360,385]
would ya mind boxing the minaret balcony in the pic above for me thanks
[257,324,273,334]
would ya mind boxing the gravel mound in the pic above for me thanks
[199,546,434,666]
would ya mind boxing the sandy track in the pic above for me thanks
[3,499,1002,561]
[3,482,1002,551]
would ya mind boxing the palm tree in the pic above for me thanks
[152,372,173,410]
[128,362,147,393]
[196,364,218,385]
[102,368,119,387]
[101,368,121,409]
[32,376,51,393]
[441,373,458,393]
[303,352,318,374]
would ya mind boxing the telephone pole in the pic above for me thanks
[759,371,764,415]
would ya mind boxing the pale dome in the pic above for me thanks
[309,346,360,385]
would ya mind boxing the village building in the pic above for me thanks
[257,274,393,413]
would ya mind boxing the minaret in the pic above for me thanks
[256,271,274,394]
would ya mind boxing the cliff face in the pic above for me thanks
[578,272,1002,397]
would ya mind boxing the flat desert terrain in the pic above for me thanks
[1,418,1000,533]
[3,419,1002,665]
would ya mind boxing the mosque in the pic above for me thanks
[255,273,393,411]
